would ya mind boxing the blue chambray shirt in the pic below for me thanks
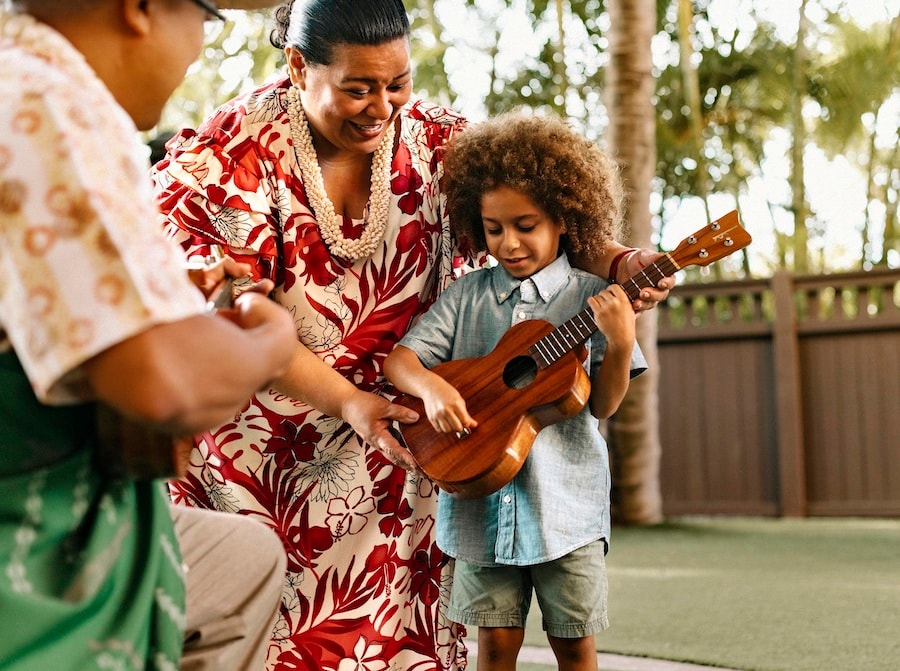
[398,254,647,566]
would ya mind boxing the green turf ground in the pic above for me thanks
[508,517,900,670]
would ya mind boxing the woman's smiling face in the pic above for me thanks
[287,38,412,161]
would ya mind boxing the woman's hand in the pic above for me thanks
[573,244,677,313]
[341,389,424,475]
[619,249,677,313]
[186,253,274,299]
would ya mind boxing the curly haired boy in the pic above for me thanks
[385,111,648,671]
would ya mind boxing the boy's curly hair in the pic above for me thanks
[443,112,624,261]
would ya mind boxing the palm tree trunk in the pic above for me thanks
[605,0,662,525]
[881,130,900,266]
[677,0,715,274]
[791,0,810,273]
[554,0,569,114]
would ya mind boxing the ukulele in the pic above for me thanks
[394,210,751,498]
[95,273,234,480]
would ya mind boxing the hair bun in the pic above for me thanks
[218,0,283,10]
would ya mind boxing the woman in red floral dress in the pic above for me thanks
[153,1,672,669]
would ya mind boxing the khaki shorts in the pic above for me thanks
[447,538,609,638]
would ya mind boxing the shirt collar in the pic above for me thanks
[491,253,573,304]
[2,13,98,87]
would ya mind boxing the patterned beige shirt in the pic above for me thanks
[0,11,205,403]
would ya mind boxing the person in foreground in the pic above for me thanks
[383,113,647,671]
[0,0,297,668]
[153,0,669,667]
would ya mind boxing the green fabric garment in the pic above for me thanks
[0,351,185,670]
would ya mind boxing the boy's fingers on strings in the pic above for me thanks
[606,284,629,303]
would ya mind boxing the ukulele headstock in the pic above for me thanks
[669,210,752,269]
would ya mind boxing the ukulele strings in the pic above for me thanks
[529,253,679,369]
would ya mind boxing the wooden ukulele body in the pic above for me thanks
[95,275,234,480]
[396,318,591,498]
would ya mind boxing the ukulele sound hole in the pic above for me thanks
[503,356,538,390]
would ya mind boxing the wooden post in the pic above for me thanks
[771,270,807,516]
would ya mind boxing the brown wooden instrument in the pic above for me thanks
[395,211,751,498]
[96,275,234,480]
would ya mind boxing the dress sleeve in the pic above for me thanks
[153,108,285,284]
[403,99,489,285]
[397,276,466,369]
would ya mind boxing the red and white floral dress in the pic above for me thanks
[154,75,484,671]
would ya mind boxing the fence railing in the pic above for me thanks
[656,267,900,517]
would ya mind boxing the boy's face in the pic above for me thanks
[480,185,565,279]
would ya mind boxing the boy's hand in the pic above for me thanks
[421,376,478,437]
[587,284,636,350]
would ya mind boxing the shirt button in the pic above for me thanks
[503,495,511,504]
[517,311,526,319]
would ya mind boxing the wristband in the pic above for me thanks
[608,248,637,284]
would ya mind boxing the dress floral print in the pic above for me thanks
[155,75,484,671]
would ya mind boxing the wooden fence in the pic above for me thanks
[655,267,900,517]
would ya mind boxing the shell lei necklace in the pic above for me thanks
[285,85,394,261]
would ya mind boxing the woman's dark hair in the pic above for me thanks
[270,0,410,64]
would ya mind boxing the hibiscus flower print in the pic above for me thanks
[279,570,305,616]
[335,636,388,671]
[326,486,376,537]
[409,544,445,608]
[200,465,242,513]
[209,204,255,248]
[295,433,360,502]
[392,169,423,215]
[267,419,320,469]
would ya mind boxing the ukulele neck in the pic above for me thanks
[528,253,680,369]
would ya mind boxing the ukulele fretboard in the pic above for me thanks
[529,254,681,369]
